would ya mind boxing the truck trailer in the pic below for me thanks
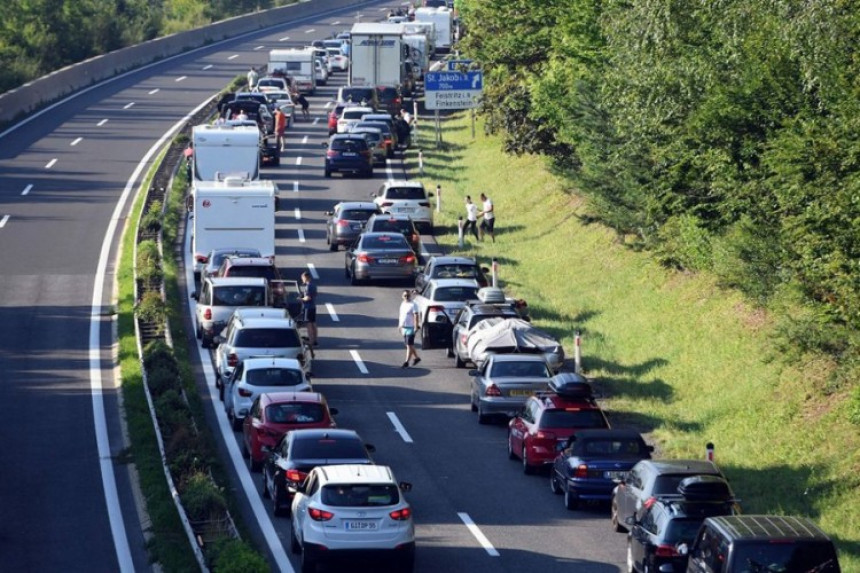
[349,23,412,93]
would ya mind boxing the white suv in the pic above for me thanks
[290,464,415,572]
[372,180,434,233]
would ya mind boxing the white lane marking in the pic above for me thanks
[295,157,302,166]
[313,117,320,125]
[279,36,290,41]
[458,513,500,557]
[22,184,33,196]
[293,181,299,193]
[0,215,9,228]
[332,21,341,25]
[148,88,159,95]
[175,76,187,82]
[387,412,414,444]
[45,158,57,169]
[305,28,316,34]
[302,135,308,145]
[298,228,306,243]
[350,350,369,374]
[324,101,333,109]
[325,302,339,322]
[306,263,318,279]
[97,119,108,126]
[254,45,265,51]
[387,161,394,181]
[294,208,301,220]
[203,64,213,70]
[71,137,83,146]
[123,102,135,109]
[228,54,239,60]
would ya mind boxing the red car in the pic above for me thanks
[242,391,338,472]
[508,374,610,474]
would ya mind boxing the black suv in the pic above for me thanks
[627,476,739,573]
[337,86,380,109]
[686,515,841,572]
[323,133,373,178]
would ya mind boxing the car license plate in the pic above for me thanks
[377,258,397,264]
[343,152,357,157]
[396,207,415,213]
[509,389,534,397]
[344,520,378,531]
[604,471,627,480]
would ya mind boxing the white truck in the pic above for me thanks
[267,48,317,94]
[414,7,454,53]
[192,124,261,182]
[349,23,411,92]
[190,177,278,277]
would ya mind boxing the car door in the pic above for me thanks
[617,465,646,524]
[629,505,660,571]
[415,260,433,291]
[292,470,318,535]
[225,361,244,414]
[508,399,535,452]
[244,397,263,452]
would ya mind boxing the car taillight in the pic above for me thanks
[400,254,415,264]
[655,544,680,557]
[309,507,335,521]
[418,202,430,207]
[643,497,657,510]
[227,353,238,367]
[203,309,212,320]
[485,384,501,397]
[326,150,337,158]
[381,202,393,207]
[461,333,468,345]
[337,219,350,227]
[394,97,401,105]
[429,305,445,313]
[384,137,393,145]
[535,430,556,440]
[573,464,588,479]
[361,149,371,158]
[195,254,209,264]
[389,507,412,521]
[286,469,307,483]
[357,253,372,263]
[238,387,253,397]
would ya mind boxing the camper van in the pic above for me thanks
[192,124,261,181]
[268,48,317,94]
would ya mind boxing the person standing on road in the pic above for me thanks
[398,290,421,368]
[463,195,479,241]
[301,272,318,347]
[478,192,495,242]
[274,107,287,151]
[247,67,258,90]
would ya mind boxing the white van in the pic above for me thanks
[192,124,260,181]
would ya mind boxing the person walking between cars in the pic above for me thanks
[478,192,495,242]
[398,290,421,368]
[301,272,318,347]
[274,107,287,151]
[464,195,480,241]
[295,92,310,119]
[247,67,258,90]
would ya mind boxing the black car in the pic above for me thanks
[261,428,375,516]
[221,100,274,135]
[376,85,403,116]
[364,212,422,257]
[337,86,380,109]
[323,133,373,178]
[325,201,380,251]
[626,476,739,573]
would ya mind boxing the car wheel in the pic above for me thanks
[300,548,316,573]
[201,335,210,349]
[272,485,286,517]
[249,456,262,473]
[564,486,579,510]
[324,169,331,178]
[290,523,301,554]
[261,474,270,498]
[344,263,351,279]
[470,395,477,412]
[611,499,627,532]
[522,446,535,475]
[218,381,224,402]
[229,410,242,432]
[446,347,454,358]
[328,234,337,251]
[626,538,636,573]
[550,471,562,495]
[507,432,517,460]
[454,352,465,369]
[477,404,489,425]
[349,265,360,285]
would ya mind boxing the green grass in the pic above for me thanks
[410,114,860,568]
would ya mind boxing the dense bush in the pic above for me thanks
[135,291,167,327]
[180,472,227,523]
[210,539,269,573]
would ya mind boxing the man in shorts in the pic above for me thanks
[397,290,421,368]
[300,272,318,346]
[478,192,495,242]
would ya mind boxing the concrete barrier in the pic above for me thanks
[0,0,367,123]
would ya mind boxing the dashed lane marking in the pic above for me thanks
[387,412,414,443]
[458,513,500,557]
[350,350,369,374]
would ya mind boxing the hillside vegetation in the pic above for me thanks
[0,0,297,94]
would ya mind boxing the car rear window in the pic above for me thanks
[225,266,278,280]
[212,286,266,306]
[732,542,839,572]
[664,518,711,544]
[361,235,409,249]
[331,139,366,152]
[341,88,374,102]
[234,327,300,348]
[653,474,717,495]
[434,287,479,302]
[343,109,369,120]
[370,219,413,234]
[385,187,426,200]
[377,87,399,100]
[292,437,369,459]
[246,367,304,387]
[265,403,324,423]
[342,209,376,221]
[321,484,400,507]
[435,265,478,279]
[539,409,609,430]
[575,437,645,456]
[359,121,392,136]
[490,361,550,378]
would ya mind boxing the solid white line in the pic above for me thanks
[302,135,308,145]
[175,76,187,82]
[298,228,306,243]
[279,36,290,41]
[254,45,265,51]
[45,158,57,169]
[306,263,318,279]
[98,119,109,126]
[203,64,213,70]
[148,88,159,95]
[294,207,301,220]
[0,215,9,228]
[458,513,500,557]
[71,137,83,146]
[22,184,33,196]
[228,54,239,60]
[293,181,299,193]
[350,350,369,374]
[123,102,135,109]
[387,412,414,443]
[325,302,339,322]
[295,157,302,166]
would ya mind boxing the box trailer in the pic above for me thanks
[415,7,454,52]
[192,124,261,181]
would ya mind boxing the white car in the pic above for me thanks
[223,357,312,430]
[371,180,435,233]
[314,58,329,86]
[291,464,415,572]
[412,278,481,350]
[325,47,349,72]
[338,106,375,133]
[262,90,296,126]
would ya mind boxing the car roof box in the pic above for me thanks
[677,475,733,501]
[477,287,506,304]
[549,372,593,399]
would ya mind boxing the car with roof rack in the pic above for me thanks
[448,286,529,362]
[412,277,481,350]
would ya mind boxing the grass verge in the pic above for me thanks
[411,113,860,568]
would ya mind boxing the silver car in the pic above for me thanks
[192,276,268,348]
[223,357,312,431]
[412,278,480,350]
[344,232,418,285]
[469,354,553,424]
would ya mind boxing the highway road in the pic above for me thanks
[0,1,628,571]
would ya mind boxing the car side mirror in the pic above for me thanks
[325,211,333,216]
[295,478,308,494]
[467,369,478,376]
[261,445,273,455]
[399,481,412,493]
[428,192,434,197]
[646,445,655,452]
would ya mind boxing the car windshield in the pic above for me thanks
[434,265,478,279]
[265,403,324,423]
[361,235,409,250]
[321,484,400,507]
[574,436,645,455]
[212,286,266,306]
[234,328,300,348]
[732,542,839,572]
[385,187,426,200]
[434,287,479,302]
[246,367,304,387]
[539,409,609,430]
[291,437,368,459]
[341,209,376,221]
[490,361,550,378]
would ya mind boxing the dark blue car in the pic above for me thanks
[323,133,373,178]
[550,429,654,510]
